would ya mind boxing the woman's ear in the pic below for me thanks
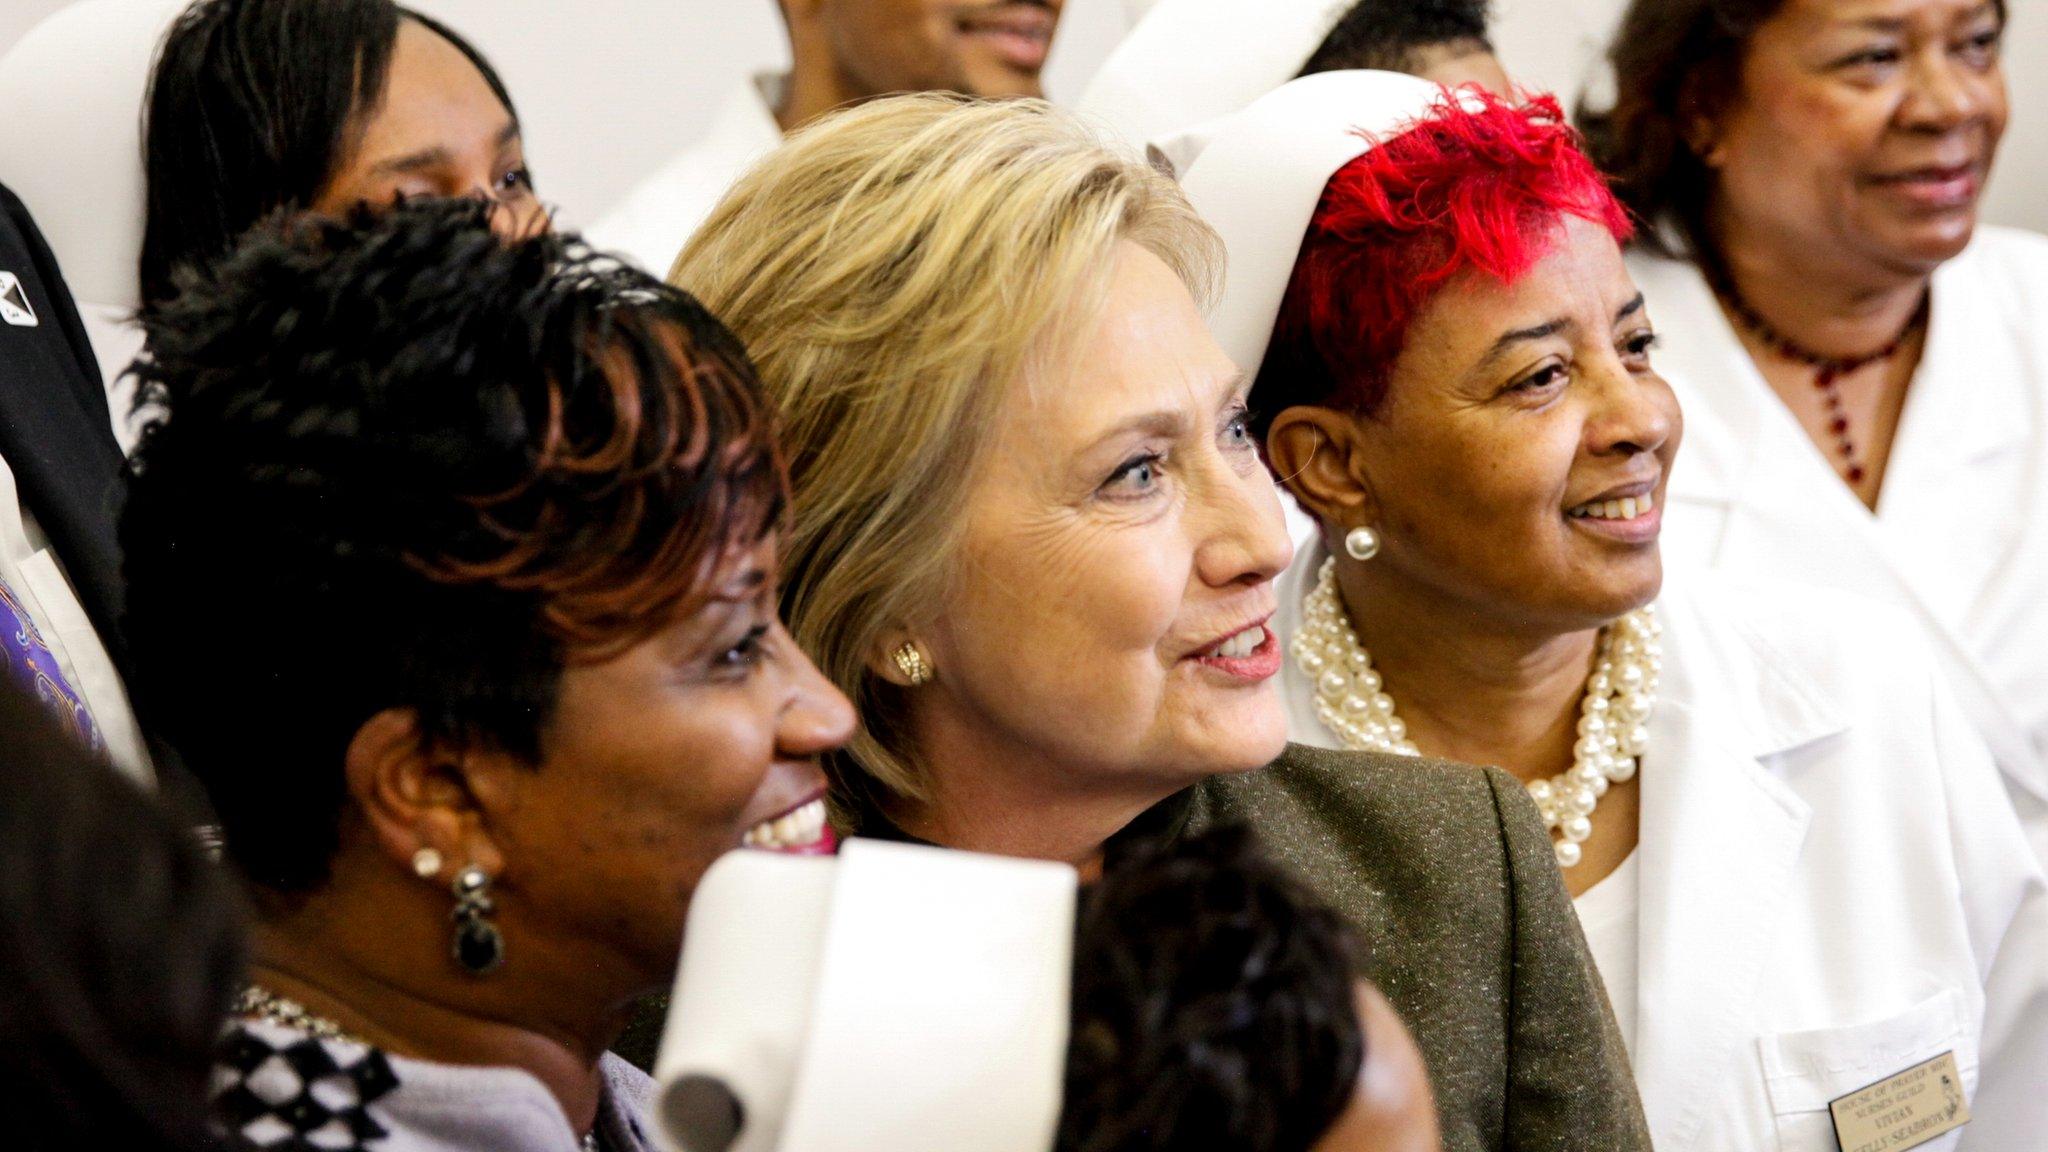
[1685,117,1727,168]
[1267,405,1381,531]
[344,709,504,882]
[1678,78,1728,169]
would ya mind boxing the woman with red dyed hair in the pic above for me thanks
[1175,70,2048,1150]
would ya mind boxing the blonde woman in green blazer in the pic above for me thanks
[674,92,1648,1151]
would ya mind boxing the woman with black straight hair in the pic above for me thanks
[140,0,541,311]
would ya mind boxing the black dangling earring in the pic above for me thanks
[450,865,505,975]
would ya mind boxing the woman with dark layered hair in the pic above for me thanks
[124,199,853,1152]
[141,0,541,311]
[1576,0,2048,864]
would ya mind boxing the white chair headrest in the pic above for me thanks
[0,0,189,313]
[653,839,1077,1152]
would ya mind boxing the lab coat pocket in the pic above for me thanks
[1758,989,1977,1152]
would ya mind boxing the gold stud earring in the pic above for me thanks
[892,643,933,687]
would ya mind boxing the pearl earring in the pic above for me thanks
[1344,526,1381,561]
[411,847,443,879]
[892,643,933,687]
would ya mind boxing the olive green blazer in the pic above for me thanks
[1186,743,1651,1152]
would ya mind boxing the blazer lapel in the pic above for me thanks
[1631,695,1814,1152]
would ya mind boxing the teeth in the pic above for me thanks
[744,798,828,851]
[1571,491,1655,520]
[1209,625,1264,660]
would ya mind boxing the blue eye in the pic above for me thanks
[1221,406,1256,450]
[1103,452,1165,497]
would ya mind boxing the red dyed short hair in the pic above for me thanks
[1255,90,1632,432]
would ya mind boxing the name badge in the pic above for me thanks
[1829,1050,1970,1152]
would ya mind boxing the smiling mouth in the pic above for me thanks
[955,4,1056,71]
[1204,623,1267,659]
[1568,491,1656,521]
[1869,162,1982,207]
[1188,621,1283,682]
[740,797,835,855]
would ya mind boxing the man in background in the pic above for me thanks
[593,0,1064,276]
[1081,0,1505,161]
[1300,0,1506,90]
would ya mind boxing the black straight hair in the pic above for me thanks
[138,0,519,308]
[1301,0,1494,77]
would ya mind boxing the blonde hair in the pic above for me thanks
[675,93,1222,804]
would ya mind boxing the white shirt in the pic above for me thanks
[0,448,149,785]
[1273,543,2048,1150]
[1573,849,1638,1056]
[587,76,786,277]
[1640,227,2048,863]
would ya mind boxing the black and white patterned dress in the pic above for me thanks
[212,1019,658,1152]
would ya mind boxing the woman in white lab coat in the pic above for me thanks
[1580,0,2048,858]
[1172,71,2048,1151]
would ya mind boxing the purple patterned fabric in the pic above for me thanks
[0,575,101,752]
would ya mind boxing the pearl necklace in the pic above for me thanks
[1292,557,1661,868]
[237,985,606,1152]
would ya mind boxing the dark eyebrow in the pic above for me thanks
[1479,317,1571,370]
[1616,293,1646,324]
[713,566,771,603]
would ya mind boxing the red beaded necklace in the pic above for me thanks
[1715,281,1929,487]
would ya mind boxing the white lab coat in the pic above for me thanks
[1637,228,2048,864]
[587,75,785,277]
[1273,545,2048,1150]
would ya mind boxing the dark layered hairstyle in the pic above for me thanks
[140,0,519,307]
[1577,0,2006,257]
[1256,91,1630,437]
[0,685,245,1152]
[124,199,786,894]
[1301,0,1493,77]
[1057,825,1367,1152]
